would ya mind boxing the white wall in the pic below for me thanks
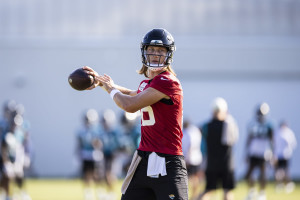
[1,36,300,179]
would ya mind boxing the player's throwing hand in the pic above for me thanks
[82,66,103,89]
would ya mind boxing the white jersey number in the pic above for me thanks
[141,106,155,126]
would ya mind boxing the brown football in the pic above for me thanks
[68,68,94,91]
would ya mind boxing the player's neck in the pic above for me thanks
[148,69,166,79]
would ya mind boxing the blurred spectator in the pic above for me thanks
[0,102,32,200]
[120,111,141,152]
[14,104,33,175]
[76,109,103,200]
[98,109,119,190]
[244,102,274,200]
[181,118,202,200]
[196,97,239,200]
[0,100,17,200]
[113,111,141,179]
[0,100,17,138]
[274,120,297,193]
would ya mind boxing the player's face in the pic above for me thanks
[146,46,168,65]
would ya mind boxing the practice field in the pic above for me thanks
[15,179,300,200]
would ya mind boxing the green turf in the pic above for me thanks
[15,179,300,200]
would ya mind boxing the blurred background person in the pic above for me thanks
[196,97,239,200]
[273,120,297,193]
[0,100,17,194]
[76,109,103,200]
[0,102,32,200]
[0,100,17,145]
[14,104,33,179]
[98,109,118,192]
[113,111,141,179]
[244,102,274,200]
[181,118,203,200]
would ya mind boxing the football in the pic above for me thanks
[68,68,95,91]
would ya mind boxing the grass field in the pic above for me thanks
[12,179,300,200]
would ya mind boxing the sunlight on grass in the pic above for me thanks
[19,179,300,200]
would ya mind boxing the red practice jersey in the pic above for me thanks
[137,71,183,155]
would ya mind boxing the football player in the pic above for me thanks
[244,103,274,200]
[273,120,297,193]
[196,97,239,200]
[84,28,188,200]
[76,109,102,200]
[0,103,32,200]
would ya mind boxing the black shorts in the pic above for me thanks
[121,151,188,200]
[249,156,266,168]
[205,169,235,191]
[82,160,95,174]
[276,159,288,170]
[187,164,200,176]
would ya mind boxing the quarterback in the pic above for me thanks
[85,28,188,200]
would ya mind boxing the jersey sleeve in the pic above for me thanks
[149,73,182,97]
[200,123,207,156]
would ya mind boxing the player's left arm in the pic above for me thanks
[268,126,276,165]
[113,87,167,113]
[83,66,137,96]
[113,84,137,96]
[83,66,168,112]
[97,73,169,112]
